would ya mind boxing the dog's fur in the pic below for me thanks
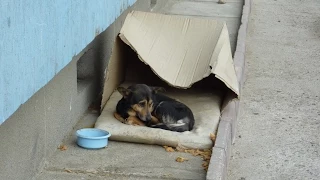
[114,84,195,132]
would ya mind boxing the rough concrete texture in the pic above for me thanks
[36,111,206,180]
[206,147,227,180]
[228,0,320,180]
[0,1,151,180]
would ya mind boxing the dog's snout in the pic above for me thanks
[138,113,151,122]
[146,114,152,121]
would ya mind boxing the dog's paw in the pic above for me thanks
[150,116,160,125]
[127,116,146,126]
[114,112,126,123]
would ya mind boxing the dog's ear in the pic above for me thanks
[150,86,165,94]
[117,87,131,98]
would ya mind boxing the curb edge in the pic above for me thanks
[206,0,252,179]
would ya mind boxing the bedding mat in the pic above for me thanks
[95,84,223,149]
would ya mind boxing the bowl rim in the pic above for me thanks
[76,128,111,139]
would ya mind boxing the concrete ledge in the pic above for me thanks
[215,121,232,165]
[206,147,227,180]
[220,101,237,143]
[206,0,252,179]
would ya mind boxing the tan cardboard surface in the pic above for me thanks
[119,11,239,94]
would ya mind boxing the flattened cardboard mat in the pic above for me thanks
[95,11,239,149]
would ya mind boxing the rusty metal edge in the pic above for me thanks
[206,0,252,179]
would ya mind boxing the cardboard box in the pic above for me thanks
[95,11,239,149]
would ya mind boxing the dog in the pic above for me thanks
[114,84,195,132]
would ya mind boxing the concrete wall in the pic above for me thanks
[0,1,152,180]
[0,0,137,124]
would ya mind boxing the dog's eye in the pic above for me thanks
[138,102,145,107]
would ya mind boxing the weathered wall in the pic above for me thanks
[0,0,136,124]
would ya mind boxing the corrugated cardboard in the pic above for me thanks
[101,11,239,109]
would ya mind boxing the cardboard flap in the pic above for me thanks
[119,11,239,96]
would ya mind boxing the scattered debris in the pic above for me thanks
[64,168,72,173]
[58,145,67,151]
[163,146,175,152]
[218,0,226,4]
[176,156,188,162]
[163,145,212,170]
[210,133,216,142]
[175,146,186,152]
[201,151,212,161]
[202,161,209,171]
[162,174,173,178]
[86,169,98,174]
[185,149,202,156]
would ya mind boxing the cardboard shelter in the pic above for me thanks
[95,11,239,149]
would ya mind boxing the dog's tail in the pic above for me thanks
[151,123,189,132]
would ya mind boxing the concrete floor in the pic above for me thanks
[228,0,320,180]
[35,1,244,179]
[36,111,206,180]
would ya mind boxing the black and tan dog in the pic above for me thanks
[114,84,195,132]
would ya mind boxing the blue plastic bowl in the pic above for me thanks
[76,128,111,149]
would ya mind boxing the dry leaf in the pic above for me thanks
[176,146,186,152]
[168,147,213,170]
[210,133,216,142]
[176,156,188,162]
[163,146,175,152]
[203,165,209,171]
[58,145,67,151]
[194,149,203,156]
[202,161,210,171]
[201,149,212,161]
[64,169,72,173]
[202,161,209,167]
[86,169,98,174]
[202,154,211,161]
[203,149,212,153]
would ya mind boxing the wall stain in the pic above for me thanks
[7,17,11,27]
[95,28,100,37]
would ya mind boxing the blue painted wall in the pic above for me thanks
[0,0,136,124]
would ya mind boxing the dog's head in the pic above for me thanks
[117,84,164,122]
